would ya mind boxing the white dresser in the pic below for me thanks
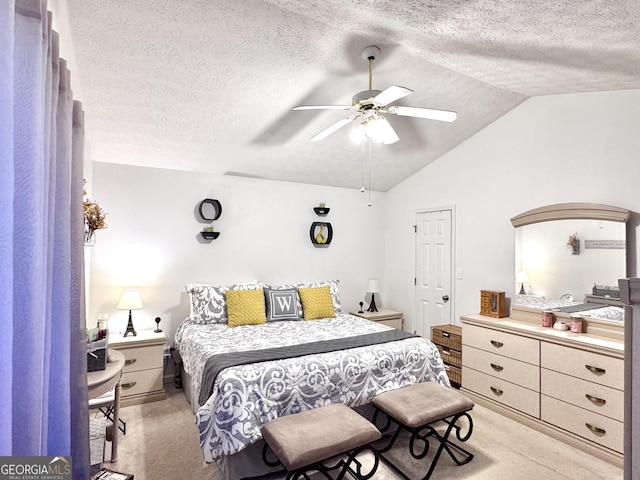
[109,330,167,407]
[461,312,623,466]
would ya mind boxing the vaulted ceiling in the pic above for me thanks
[66,0,640,191]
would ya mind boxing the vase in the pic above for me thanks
[572,240,580,255]
[84,227,96,246]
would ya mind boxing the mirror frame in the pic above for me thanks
[510,203,630,339]
[511,203,630,228]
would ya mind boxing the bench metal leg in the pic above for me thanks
[372,408,474,480]
[262,443,380,480]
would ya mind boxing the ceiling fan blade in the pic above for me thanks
[310,115,359,141]
[387,105,457,122]
[373,86,413,107]
[293,105,352,111]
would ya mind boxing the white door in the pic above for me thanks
[414,209,453,338]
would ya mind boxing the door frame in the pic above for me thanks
[413,205,456,334]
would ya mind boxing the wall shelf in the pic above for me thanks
[198,198,222,221]
[197,198,222,241]
[313,207,330,216]
[200,231,220,240]
[310,222,333,247]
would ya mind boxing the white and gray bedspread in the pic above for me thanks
[175,312,449,463]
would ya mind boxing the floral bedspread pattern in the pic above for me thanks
[175,312,449,462]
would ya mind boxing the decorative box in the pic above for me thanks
[480,290,508,318]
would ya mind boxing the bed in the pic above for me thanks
[175,280,450,479]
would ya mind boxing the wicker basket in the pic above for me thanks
[445,364,462,385]
[436,345,462,368]
[431,326,462,351]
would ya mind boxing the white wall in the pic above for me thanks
[385,89,640,334]
[88,164,385,345]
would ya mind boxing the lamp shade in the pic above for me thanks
[516,271,529,284]
[366,278,380,294]
[117,289,144,310]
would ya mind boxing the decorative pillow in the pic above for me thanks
[298,286,336,320]
[264,288,302,322]
[300,280,342,312]
[226,289,267,327]
[187,282,262,324]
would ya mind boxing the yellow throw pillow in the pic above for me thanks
[226,289,266,327]
[298,286,336,320]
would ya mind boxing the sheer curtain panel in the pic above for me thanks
[0,1,89,478]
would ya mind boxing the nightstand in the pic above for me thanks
[349,309,403,329]
[431,324,462,388]
[108,330,166,407]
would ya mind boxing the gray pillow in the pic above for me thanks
[264,287,302,322]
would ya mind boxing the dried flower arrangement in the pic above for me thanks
[566,233,579,248]
[83,180,107,243]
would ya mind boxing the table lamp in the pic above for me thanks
[366,278,380,312]
[516,272,529,295]
[118,288,143,337]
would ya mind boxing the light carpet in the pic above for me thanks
[102,384,622,480]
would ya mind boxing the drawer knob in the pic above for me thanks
[585,423,606,436]
[122,381,137,389]
[125,358,137,366]
[585,394,606,406]
[442,332,450,338]
[585,365,606,375]
[490,340,504,348]
[441,348,451,356]
[490,386,504,396]
[490,363,504,372]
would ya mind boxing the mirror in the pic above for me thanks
[511,203,630,311]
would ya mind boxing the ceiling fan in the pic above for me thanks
[293,46,457,145]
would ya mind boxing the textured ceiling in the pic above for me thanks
[66,0,640,191]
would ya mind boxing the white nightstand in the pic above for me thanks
[108,330,166,407]
[349,309,404,329]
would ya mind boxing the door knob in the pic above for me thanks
[442,295,449,302]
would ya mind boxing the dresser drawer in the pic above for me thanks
[463,345,539,391]
[463,324,539,365]
[541,369,623,421]
[540,342,623,390]
[541,395,623,453]
[117,344,164,373]
[436,345,462,368]
[463,367,539,417]
[120,367,163,397]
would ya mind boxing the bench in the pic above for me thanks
[371,382,475,479]
[261,403,381,480]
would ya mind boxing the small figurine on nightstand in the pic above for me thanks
[154,316,162,333]
[358,302,364,314]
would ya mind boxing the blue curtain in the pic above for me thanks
[0,1,89,478]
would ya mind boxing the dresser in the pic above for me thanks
[431,324,462,387]
[349,309,403,329]
[461,313,624,466]
[108,330,167,407]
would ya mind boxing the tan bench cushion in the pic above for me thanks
[372,382,474,428]
[261,403,381,471]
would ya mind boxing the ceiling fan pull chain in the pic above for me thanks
[367,137,373,207]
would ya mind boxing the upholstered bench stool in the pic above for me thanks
[261,403,381,480]
[372,382,475,480]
